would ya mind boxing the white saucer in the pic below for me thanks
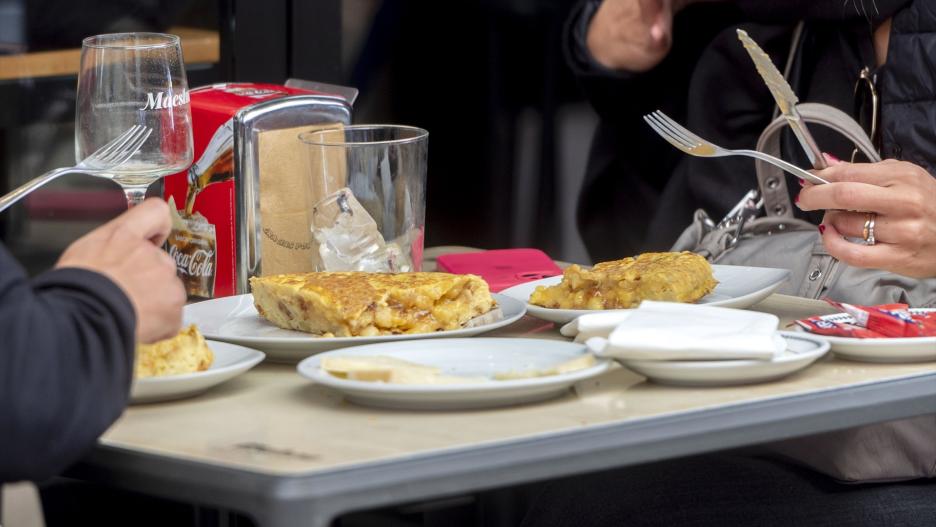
[131,341,265,404]
[801,308,936,363]
[184,293,526,362]
[619,331,829,387]
[297,338,611,410]
[500,264,790,324]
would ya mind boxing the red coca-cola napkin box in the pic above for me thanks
[163,81,353,300]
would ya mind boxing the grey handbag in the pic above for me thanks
[671,103,936,308]
[670,104,936,482]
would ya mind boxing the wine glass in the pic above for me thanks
[76,33,193,207]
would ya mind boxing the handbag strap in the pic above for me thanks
[755,103,883,218]
[752,105,883,298]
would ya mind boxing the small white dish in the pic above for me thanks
[184,293,527,362]
[297,338,611,410]
[499,264,790,324]
[619,331,828,387]
[800,309,936,363]
[131,341,265,404]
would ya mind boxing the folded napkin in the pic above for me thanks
[561,311,636,343]
[580,301,785,361]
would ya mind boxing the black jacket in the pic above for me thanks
[878,1,936,170]
[0,243,135,482]
[566,0,931,262]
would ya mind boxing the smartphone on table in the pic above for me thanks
[436,248,563,292]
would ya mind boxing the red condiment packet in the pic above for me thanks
[794,318,886,338]
[794,300,936,339]
[911,311,936,336]
[826,300,926,338]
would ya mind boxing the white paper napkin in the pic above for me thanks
[560,311,635,343]
[581,301,785,361]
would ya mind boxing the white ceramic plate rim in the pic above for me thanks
[185,293,526,345]
[132,340,265,385]
[297,339,612,394]
[500,264,790,317]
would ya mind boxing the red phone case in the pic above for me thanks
[436,248,563,292]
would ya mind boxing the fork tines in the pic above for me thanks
[643,111,704,153]
[86,125,152,168]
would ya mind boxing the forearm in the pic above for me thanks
[565,0,628,79]
[0,249,135,482]
[566,0,742,121]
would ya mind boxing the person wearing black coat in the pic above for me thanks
[0,198,185,484]
[0,244,135,483]
[566,0,934,265]
[510,1,936,525]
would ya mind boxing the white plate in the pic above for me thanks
[800,309,936,363]
[297,338,612,410]
[621,332,828,387]
[500,264,791,324]
[130,341,265,404]
[184,293,527,362]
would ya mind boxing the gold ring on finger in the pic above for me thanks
[862,212,876,246]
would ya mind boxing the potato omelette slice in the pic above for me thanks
[529,251,717,310]
[249,272,496,337]
[135,325,214,378]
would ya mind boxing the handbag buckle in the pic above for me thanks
[716,189,764,231]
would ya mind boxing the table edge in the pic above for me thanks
[72,371,936,524]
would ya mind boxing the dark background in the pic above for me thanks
[0,0,598,274]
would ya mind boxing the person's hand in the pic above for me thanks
[586,0,686,72]
[56,198,185,343]
[796,159,936,278]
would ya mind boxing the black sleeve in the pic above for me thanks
[564,0,744,126]
[733,0,910,23]
[0,244,136,483]
[564,0,634,81]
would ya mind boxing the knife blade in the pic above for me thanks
[736,29,827,169]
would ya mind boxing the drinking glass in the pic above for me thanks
[299,125,428,272]
[76,33,193,207]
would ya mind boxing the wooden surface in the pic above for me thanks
[102,294,936,476]
[0,27,219,81]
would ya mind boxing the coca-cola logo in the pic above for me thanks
[140,89,190,111]
[168,244,214,277]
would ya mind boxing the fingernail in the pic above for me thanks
[823,152,840,165]
[818,224,826,234]
[798,178,805,187]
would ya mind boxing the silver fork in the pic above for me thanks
[643,110,829,185]
[0,125,153,214]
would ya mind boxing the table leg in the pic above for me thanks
[251,501,333,527]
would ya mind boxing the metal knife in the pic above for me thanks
[736,29,827,169]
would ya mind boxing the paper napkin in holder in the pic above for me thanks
[257,123,346,275]
[583,301,786,361]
